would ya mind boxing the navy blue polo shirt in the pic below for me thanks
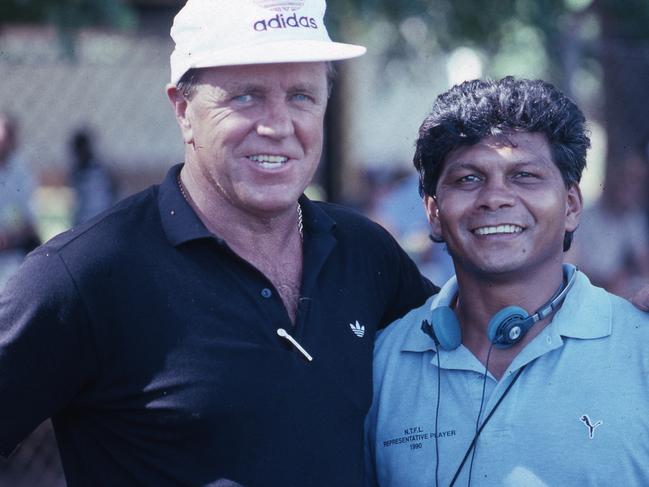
[0,164,435,486]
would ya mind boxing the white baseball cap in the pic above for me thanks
[169,0,367,85]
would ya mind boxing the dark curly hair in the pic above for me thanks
[414,76,590,196]
[413,76,590,251]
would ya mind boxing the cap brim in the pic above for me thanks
[171,40,366,85]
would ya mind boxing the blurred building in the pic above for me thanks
[0,5,184,196]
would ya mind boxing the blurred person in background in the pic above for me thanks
[0,112,39,287]
[69,129,116,226]
[570,152,649,297]
[371,171,454,285]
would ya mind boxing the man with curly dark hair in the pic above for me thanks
[365,77,649,486]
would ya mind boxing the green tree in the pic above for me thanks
[1,0,135,57]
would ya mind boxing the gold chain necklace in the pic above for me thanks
[296,202,303,240]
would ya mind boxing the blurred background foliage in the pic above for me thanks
[324,0,649,104]
[1,0,135,57]
[1,0,135,30]
[325,0,649,205]
[4,0,649,145]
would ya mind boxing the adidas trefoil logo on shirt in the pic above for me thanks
[349,320,365,338]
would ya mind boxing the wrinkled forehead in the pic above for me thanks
[195,62,329,90]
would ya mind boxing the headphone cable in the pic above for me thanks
[449,364,527,486]
[467,344,494,486]
[434,347,441,487]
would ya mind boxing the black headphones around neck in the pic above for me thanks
[422,265,577,350]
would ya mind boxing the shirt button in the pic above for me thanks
[261,288,272,298]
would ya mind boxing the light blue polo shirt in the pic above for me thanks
[365,269,649,486]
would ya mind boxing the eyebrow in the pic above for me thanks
[287,82,322,93]
[446,159,549,171]
[221,81,265,93]
[221,81,323,94]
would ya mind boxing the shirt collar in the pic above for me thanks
[158,164,336,247]
[549,269,612,339]
[401,276,458,353]
[400,265,611,354]
[298,194,336,236]
[158,164,213,246]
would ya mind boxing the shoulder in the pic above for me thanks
[2,183,164,335]
[607,289,649,332]
[310,200,414,257]
[374,297,435,365]
[564,272,649,341]
[23,185,160,283]
[569,279,649,378]
[46,186,157,251]
[308,200,437,319]
[578,274,649,322]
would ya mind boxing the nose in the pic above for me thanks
[256,100,294,140]
[475,177,516,210]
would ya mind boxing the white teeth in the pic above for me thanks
[474,225,523,236]
[249,154,288,165]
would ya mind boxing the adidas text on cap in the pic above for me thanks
[169,0,367,85]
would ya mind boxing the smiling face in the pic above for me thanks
[425,132,582,280]
[168,62,328,217]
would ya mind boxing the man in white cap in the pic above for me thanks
[0,1,435,486]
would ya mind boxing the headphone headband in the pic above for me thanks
[533,266,577,322]
[489,264,577,348]
[423,264,577,350]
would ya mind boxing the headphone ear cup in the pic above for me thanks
[431,306,462,351]
[487,306,530,349]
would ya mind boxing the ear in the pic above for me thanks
[166,84,193,145]
[424,194,444,242]
[565,184,583,233]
